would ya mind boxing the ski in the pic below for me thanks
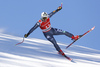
[58,51,74,62]
[63,54,74,62]
[66,26,95,49]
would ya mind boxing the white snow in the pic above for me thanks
[0,33,100,67]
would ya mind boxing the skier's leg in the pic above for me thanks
[53,28,81,40]
[44,33,61,52]
[44,33,66,56]
[53,28,74,38]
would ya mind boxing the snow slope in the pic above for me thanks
[0,33,100,67]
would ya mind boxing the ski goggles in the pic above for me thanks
[42,17,47,20]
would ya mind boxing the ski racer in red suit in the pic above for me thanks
[24,6,80,60]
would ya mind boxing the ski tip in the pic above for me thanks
[71,60,76,63]
[93,26,95,29]
[91,26,95,30]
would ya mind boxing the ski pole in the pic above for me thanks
[15,37,25,46]
[61,3,63,7]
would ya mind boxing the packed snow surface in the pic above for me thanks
[0,33,100,67]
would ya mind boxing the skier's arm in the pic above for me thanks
[24,22,40,38]
[48,6,62,18]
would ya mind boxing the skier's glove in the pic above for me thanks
[24,34,28,38]
[57,6,62,11]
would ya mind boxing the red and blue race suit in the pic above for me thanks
[26,8,74,52]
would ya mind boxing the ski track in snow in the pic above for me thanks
[0,33,100,67]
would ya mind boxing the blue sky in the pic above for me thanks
[0,0,100,50]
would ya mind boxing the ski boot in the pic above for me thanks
[71,35,82,41]
[59,50,72,61]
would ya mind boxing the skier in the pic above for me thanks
[24,5,80,60]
